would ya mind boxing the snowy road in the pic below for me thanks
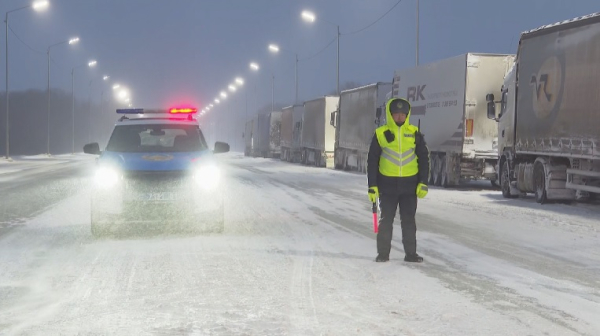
[1,154,599,335]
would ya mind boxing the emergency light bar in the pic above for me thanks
[169,108,197,114]
[116,107,199,115]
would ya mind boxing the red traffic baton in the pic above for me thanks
[372,202,378,233]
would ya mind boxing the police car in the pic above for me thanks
[83,107,229,236]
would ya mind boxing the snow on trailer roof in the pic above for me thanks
[521,12,600,39]
[303,95,340,105]
[340,82,392,95]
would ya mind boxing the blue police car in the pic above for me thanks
[83,107,229,236]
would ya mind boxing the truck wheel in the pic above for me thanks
[432,156,442,187]
[501,160,518,199]
[534,162,548,204]
[428,156,436,185]
[440,160,449,188]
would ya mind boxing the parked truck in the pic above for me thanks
[255,111,282,158]
[486,13,600,202]
[244,119,255,156]
[300,96,339,167]
[332,83,392,172]
[280,105,305,162]
[393,53,515,187]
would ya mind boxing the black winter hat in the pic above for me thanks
[389,98,411,115]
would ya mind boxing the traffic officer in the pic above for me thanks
[367,97,430,263]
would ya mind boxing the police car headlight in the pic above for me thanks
[194,164,221,190]
[94,167,120,188]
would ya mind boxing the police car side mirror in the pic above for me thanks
[83,142,101,155]
[214,141,230,154]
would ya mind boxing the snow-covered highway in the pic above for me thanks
[1,154,599,335]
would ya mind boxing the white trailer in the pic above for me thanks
[300,96,339,167]
[256,111,282,158]
[280,105,304,162]
[333,83,392,173]
[393,53,515,187]
[487,12,600,202]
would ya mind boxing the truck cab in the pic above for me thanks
[495,63,517,159]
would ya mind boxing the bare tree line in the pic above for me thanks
[0,89,117,156]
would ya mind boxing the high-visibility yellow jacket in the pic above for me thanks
[367,98,430,192]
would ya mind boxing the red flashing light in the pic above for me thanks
[169,108,198,114]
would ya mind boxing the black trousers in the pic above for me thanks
[377,190,418,257]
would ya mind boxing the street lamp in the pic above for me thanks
[301,10,315,23]
[47,36,79,155]
[118,89,128,100]
[103,75,109,81]
[301,9,340,95]
[249,62,260,71]
[268,44,280,53]
[71,59,96,154]
[215,99,220,104]
[220,91,227,99]
[235,78,244,86]
[112,84,120,90]
[228,85,237,92]
[4,0,50,159]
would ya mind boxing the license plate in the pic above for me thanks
[136,192,175,201]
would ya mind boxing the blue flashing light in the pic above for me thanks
[116,108,144,114]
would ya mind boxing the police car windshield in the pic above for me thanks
[106,124,207,153]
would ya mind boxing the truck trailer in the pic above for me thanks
[333,83,392,172]
[487,12,600,202]
[280,105,304,162]
[393,53,515,187]
[300,96,339,167]
[256,111,282,158]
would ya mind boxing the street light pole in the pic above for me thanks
[46,48,51,155]
[301,11,340,96]
[4,2,48,159]
[337,25,340,96]
[5,12,9,159]
[295,53,298,104]
[71,68,75,154]
[416,0,419,66]
[46,37,79,155]
[271,74,275,112]
[88,79,93,143]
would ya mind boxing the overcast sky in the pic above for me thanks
[2,0,599,112]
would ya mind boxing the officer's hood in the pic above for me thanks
[385,98,411,129]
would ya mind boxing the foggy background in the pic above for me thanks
[1,0,599,154]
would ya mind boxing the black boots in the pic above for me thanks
[376,254,423,263]
[404,254,424,263]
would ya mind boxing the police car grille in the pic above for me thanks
[123,170,191,191]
